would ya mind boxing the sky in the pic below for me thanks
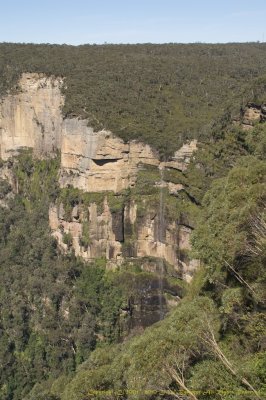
[0,0,266,45]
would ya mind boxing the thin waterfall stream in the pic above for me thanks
[158,165,165,320]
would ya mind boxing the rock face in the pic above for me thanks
[0,73,197,193]
[162,140,198,171]
[49,198,199,282]
[1,73,199,281]
[59,128,197,193]
[241,102,266,129]
[59,121,160,193]
[0,73,64,159]
[49,199,123,262]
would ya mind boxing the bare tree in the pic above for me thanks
[246,209,266,258]
[164,348,199,400]
[201,320,262,400]
[224,260,256,295]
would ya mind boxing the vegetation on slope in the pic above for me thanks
[1,43,266,156]
[0,151,180,400]
[0,43,265,399]
[24,112,266,400]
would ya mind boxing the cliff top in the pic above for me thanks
[1,42,266,156]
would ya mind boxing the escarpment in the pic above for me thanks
[0,73,64,159]
[59,123,160,192]
[0,73,197,192]
[49,196,199,282]
[0,73,199,279]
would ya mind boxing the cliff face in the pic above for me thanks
[49,199,123,262]
[59,123,159,192]
[0,73,199,280]
[0,73,197,192]
[49,197,199,282]
[59,128,197,192]
[0,73,64,159]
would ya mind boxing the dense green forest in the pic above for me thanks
[1,42,266,156]
[0,43,265,400]
[23,109,265,400]
[0,111,264,400]
[0,151,183,399]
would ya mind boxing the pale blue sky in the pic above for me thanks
[0,0,266,44]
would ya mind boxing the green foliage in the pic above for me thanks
[189,360,241,400]
[133,165,161,196]
[106,193,126,213]
[62,232,72,246]
[0,43,266,400]
[130,164,198,227]
[58,187,126,217]
[1,122,266,400]
[1,42,266,156]
[185,265,208,300]
[79,222,91,248]
[163,168,186,185]
[192,156,266,268]
[42,112,266,400]
[13,149,60,205]
[252,75,266,104]
[0,150,184,399]
[60,296,219,400]
[245,123,266,159]
[0,154,164,399]
[184,127,250,203]
[220,288,244,315]
[0,178,12,198]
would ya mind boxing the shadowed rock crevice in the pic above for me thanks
[49,197,199,282]
[111,209,124,242]
[92,158,120,166]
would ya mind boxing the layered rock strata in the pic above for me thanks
[0,73,64,159]
[59,124,160,192]
[49,198,199,282]
[1,73,199,280]
[0,73,197,193]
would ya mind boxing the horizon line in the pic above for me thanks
[1,40,266,46]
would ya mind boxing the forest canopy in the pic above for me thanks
[0,43,265,400]
[1,42,266,155]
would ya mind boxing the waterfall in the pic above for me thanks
[158,165,165,320]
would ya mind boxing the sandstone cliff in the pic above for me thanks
[0,73,64,159]
[0,73,199,280]
[59,124,160,192]
[0,73,197,193]
[49,197,199,282]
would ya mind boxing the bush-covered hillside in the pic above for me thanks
[0,151,184,400]
[0,43,265,400]
[23,105,266,400]
[0,104,264,400]
[1,42,266,155]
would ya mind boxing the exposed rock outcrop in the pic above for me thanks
[49,198,199,282]
[1,73,199,281]
[162,140,198,171]
[0,73,64,159]
[59,123,160,192]
[0,73,197,193]
[241,102,266,129]
[49,199,123,261]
